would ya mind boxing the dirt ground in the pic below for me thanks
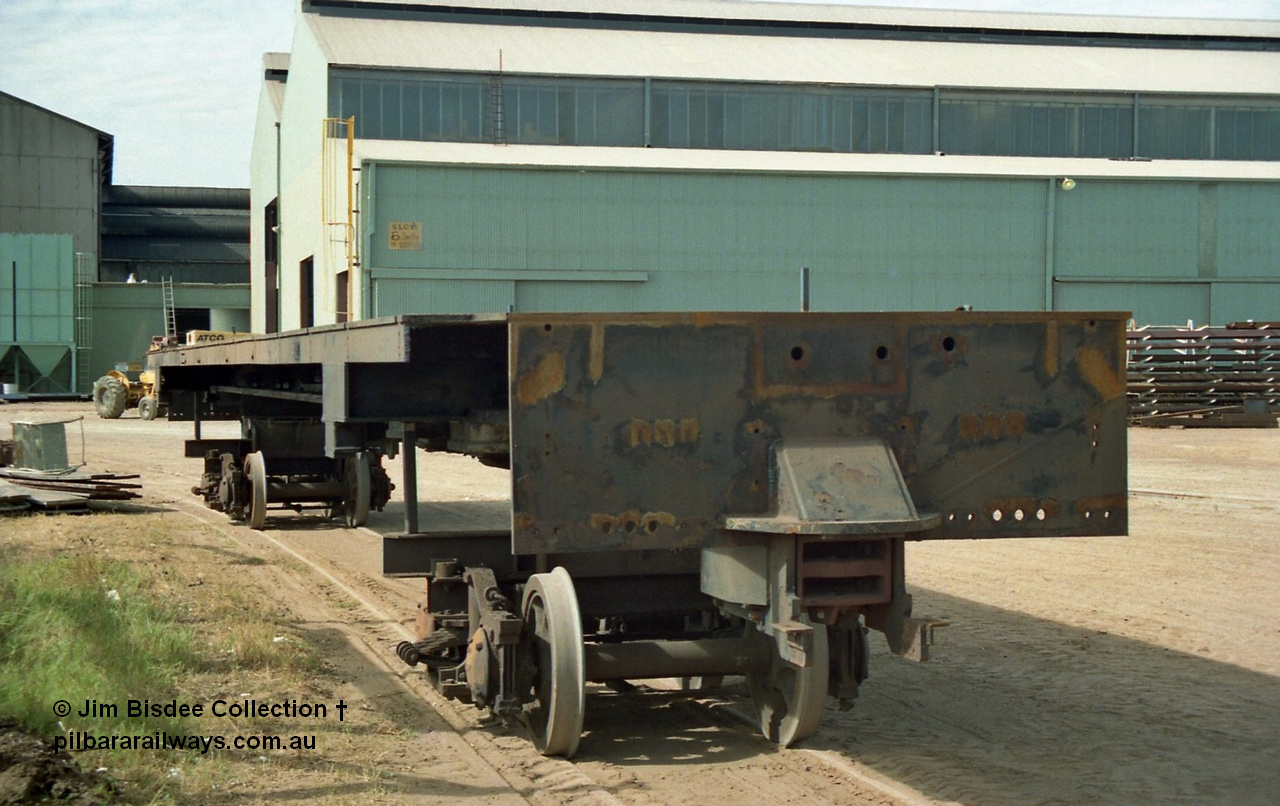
[1,400,1277,805]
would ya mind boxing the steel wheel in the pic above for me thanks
[343,451,371,527]
[520,567,585,758]
[244,451,268,530]
[747,617,829,747]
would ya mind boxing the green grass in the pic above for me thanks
[0,514,341,803]
[0,550,200,739]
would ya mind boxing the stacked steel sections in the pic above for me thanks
[1127,322,1280,426]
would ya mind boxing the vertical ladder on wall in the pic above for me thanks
[73,252,94,393]
[162,277,177,339]
[490,50,506,145]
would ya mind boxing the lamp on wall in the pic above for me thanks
[1060,177,1077,191]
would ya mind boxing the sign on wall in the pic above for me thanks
[388,222,423,251]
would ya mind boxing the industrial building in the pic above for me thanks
[0,90,250,395]
[254,0,1280,332]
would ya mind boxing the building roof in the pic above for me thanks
[303,0,1280,42]
[263,52,291,75]
[307,17,1280,95]
[304,1,1280,97]
[0,89,115,182]
[261,53,290,118]
[0,89,113,139]
[353,140,1280,182]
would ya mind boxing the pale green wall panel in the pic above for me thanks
[0,233,73,344]
[513,272,796,312]
[1217,184,1280,278]
[373,278,514,316]
[85,284,249,382]
[1056,281,1208,326]
[364,164,1279,322]
[514,280,638,312]
[1053,182,1200,279]
[369,165,1047,312]
[1209,283,1280,323]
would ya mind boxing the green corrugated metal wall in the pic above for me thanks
[365,165,1280,325]
[0,233,74,392]
[1218,184,1280,278]
[1054,181,1280,324]
[1054,182,1200,279]
[0,232,74,342]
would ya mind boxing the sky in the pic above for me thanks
[2,0,1279,189]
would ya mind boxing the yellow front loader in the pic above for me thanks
[92,368,161,420]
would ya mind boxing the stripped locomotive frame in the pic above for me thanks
[151,311,1128,756]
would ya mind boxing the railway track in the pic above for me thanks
[148,464,913,806]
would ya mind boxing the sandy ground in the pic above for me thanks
[2,400,1277,805]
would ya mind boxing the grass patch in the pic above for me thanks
[0,550,200,739]
[0,514,330,803]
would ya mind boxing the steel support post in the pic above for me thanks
[402,422,418,534]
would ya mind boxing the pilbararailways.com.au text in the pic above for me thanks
[50,698,347,754]
[56,731,318,754]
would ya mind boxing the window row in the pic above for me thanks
[328,70,1280,162]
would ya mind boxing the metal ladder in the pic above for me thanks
[73,252,94,393]
[489,50,506,145]
[162,277,177,339]
[489,76,506,144]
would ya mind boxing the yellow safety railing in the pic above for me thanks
[321,116,357,319]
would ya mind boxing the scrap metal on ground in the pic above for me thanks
[0,419,141,513]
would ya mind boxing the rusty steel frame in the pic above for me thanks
[151,310,1128,752]
[152,311,1128,547]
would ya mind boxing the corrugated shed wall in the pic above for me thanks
[367,164,1280,325]
[1218,184,1280,278]
[1055,282,1209,327]
[369,165,1048,315]
[373,278,513,316]
[0,94,101,262]
[1054,183,1200,279]
[1054,180,1280,324]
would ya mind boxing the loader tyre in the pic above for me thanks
[93,376,128,419]
[138,395,159,421]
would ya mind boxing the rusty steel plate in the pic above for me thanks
[508,312,1127,555]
